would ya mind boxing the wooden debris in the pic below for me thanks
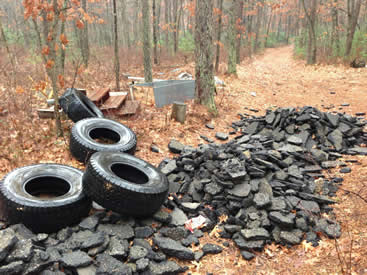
[100,92,128,110]
[117,100,140,116]
[88,87,110,104]
[37,106,64,119]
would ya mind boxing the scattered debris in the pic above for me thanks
[100,92,128,111]
[214,76,225,86]
[117,100,140,116]
[178,72,193,80]
[350,58,366,68]
[37,106,64,119]
[184,215,207,233]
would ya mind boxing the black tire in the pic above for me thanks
[0,164,91,233]
[70,117,137,163]
[59,88,104,122]
[83,152,168,217]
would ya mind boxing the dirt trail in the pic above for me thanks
[231,45,367,115]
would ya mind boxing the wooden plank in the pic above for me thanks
[38,108,55,119]
[100,93,128,110]
[117,100,140,116]
[88,87,110,103]
[37,107,65,119]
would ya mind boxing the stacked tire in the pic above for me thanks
[0,88,168,233]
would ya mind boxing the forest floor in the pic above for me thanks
[0,45,367,274]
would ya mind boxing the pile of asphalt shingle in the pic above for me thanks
[160,106,367,260]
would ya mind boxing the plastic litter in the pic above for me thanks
[184,215,207,233]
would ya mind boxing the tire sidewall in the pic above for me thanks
[90,152,168,194]
[74,90,104,118]
[72,118,136,152]
[1,164,85,208]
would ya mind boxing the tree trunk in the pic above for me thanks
[164,0,169,48]
[40,1,63,137]
[172,0,178,54]
[247,5,253,57]
[142,0,152,82]
[112,0,120,90]
[195,0,217,116]
[331,0,340,56]
[153,0,159,64]
[133,0,140,45]
[121,0,131,49]
[156,0,162,42]
[301,0,317,65]
[0,12,18,94]
[253,2,262,53]
[227,0,237,74]
[286,14,291,44]
[276,16,282,41]
[175,2,183,54]
[215,0,223,72]
[81,0,90,67]
[264,11,273,48]
[345,0,362,56]
[235,0,243,64]
[60,17,66,75]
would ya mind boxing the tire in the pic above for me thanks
[82,152,168,217]
[0,164,91,233]
[70,117,137,163]
[59,88,104,122]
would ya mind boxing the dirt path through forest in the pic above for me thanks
[231,45,367,115]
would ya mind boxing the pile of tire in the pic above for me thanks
[0,88,168,233]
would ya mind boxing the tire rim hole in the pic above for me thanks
[24,177,71,198]
[89,128,120,144]
[111,163,149,184]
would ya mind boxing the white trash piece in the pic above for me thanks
[184,215,207,233]
[178,72,193,80]
[214,76,225,86]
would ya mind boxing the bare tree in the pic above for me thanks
[120,0,131,49]
[215,0,223,72]
[164,0,170,50]
[253,0,263,53]
[227,0,237,74]
[112,0,120,90]
[264,6,274,48]
[345,0,362,56]
[153,0,159,64]
[81,0,90,67]
[331,0,340,56]
[195,0,217,115]
[142,0,152,82]
[236,0,244,64]
[301,0,317,64]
